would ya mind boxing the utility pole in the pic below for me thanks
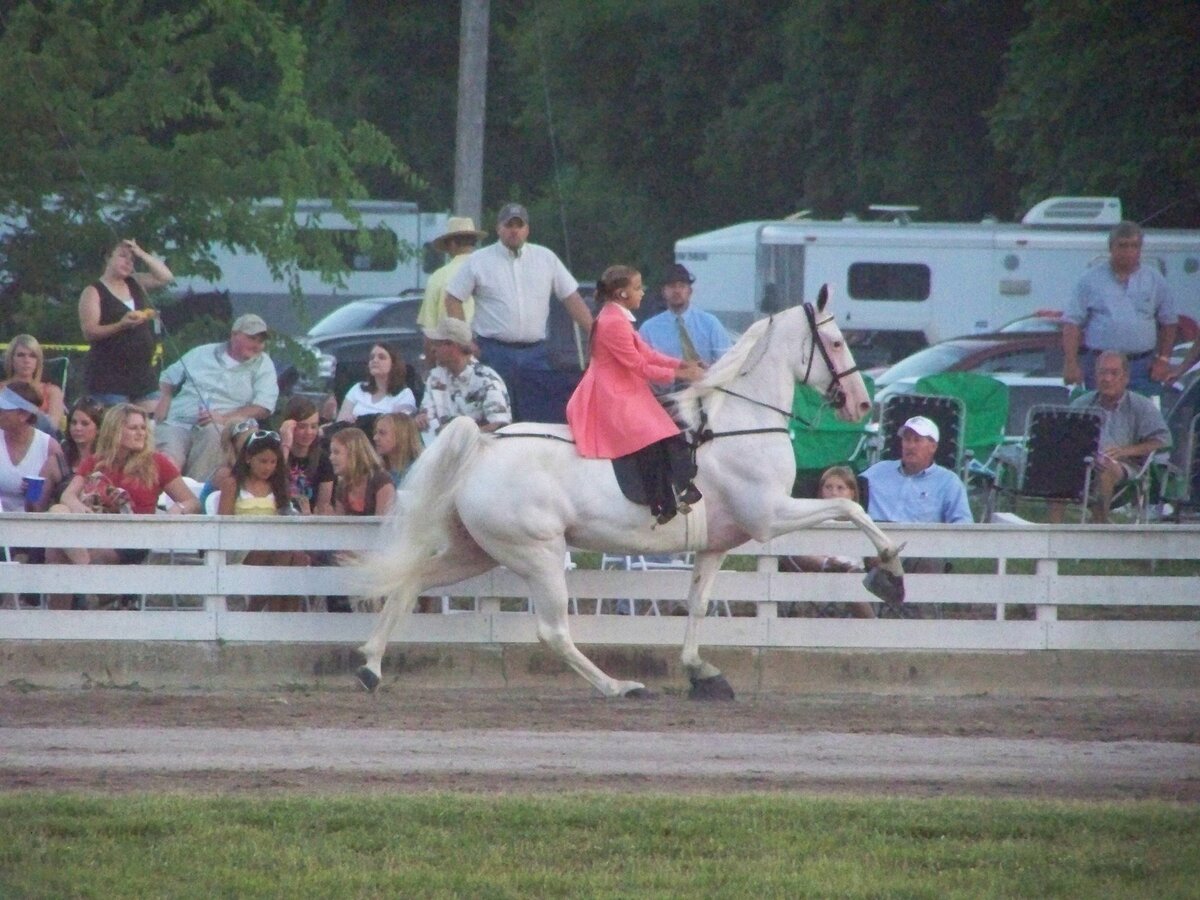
[453,0,489,225]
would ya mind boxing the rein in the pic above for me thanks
[695,302,857,445]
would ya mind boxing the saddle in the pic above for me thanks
[612,432,701,524]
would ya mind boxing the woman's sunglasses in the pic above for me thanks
[232,418,260,437]
[245,429,281,450]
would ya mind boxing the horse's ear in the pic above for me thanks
[816,283,829,312]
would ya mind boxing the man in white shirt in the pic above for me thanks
[154,313,278,481]
[444,203,592,423]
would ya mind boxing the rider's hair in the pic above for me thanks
[595,265,639,304]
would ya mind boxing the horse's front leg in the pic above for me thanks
[680,550,735,701]
[764,497,905,602]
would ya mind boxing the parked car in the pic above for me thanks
[274,291,425,404]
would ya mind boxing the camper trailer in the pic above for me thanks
[171,199,447,336]
[674,197,1200,364]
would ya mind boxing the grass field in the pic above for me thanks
[2,793,1197,898]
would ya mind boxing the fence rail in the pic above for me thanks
[2,513,1198,651]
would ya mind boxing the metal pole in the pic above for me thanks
[453,0,489,225]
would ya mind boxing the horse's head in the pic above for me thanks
[796,284,871,422]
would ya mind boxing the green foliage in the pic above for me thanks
[989,0,1200,225]
[1,794,1198,897]
[0,0,411,338]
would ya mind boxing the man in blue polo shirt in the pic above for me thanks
[862,415,972,588]
[863,415,972,525]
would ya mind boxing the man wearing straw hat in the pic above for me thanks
[417,216,488,331]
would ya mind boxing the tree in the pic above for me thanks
[989,0,1200,225]
[0,0,410,341]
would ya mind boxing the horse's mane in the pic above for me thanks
[670,314,780,431]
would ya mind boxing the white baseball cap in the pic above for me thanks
[901,415,940,442]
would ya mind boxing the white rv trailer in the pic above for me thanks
[171,199,447,336]
[674,197,1200,363]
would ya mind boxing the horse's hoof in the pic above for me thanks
[863,567,905,606]
[688,673,735,702]
[356,666,381,693]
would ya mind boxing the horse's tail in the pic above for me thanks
[359,416,484,601]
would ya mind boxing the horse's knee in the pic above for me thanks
[537,623,573,655]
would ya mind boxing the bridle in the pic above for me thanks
[800,301,860,412]
[703,302,860,439]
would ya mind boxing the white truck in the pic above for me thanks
[674,197,1200,364]
[171,199,447,336]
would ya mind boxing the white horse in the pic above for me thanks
[357,286,904,699]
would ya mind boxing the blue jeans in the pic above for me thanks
[475,337,580,424]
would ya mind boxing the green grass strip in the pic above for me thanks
[1,793,1197,898]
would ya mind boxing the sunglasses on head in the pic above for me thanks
[244,429,281,450]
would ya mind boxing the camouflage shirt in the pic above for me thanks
[420,359,512,435]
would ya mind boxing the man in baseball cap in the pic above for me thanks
[154,312,278,481]
[415,318,511,439]
[861,413,968,522]
[859,411,972,596]
[442,201,592,423]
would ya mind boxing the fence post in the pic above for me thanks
[757,554,778,618]
[1035,557,1058,621]
[204,548,228,634]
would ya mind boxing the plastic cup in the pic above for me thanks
[22,476,45,504]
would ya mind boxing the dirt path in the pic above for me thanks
[3,688,1198,799]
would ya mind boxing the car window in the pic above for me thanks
[307,301,386,337]
[972,348,1051,376]
[372,300,420,329]
[874,343,977,386]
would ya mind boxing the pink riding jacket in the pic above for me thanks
[567,302,682,459]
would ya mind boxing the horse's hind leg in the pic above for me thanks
[680,550,735,701]
[520,546,648,699]
[357,537,495,692]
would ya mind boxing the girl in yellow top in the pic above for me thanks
[217,428,308,609]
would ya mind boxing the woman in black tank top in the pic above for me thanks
[78,239,173,406]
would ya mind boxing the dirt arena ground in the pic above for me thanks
[3,687,1198,800]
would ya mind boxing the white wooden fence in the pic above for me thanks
[2,513,1198,651]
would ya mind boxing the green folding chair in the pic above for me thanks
[789,374,875,496]
[913,371,1009,469]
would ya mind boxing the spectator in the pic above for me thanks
[779,465,876,619]
[154,313,278,482]
[638,263,733,369]
[278,396,334,515]
[48,404,197,607]
[415,317,512,439]
[197,417,259,511]
[2,334,65,434]
[216,428,309,611]
[417,216,486,330]
[444,202,593,423]
[861,415,972,580]
[1062,221,1178,396]
[329,427,395,517]
[1060,350,1171,524]
[46,396,105,505]
[0,383,63,514]
[78,238,173,409]
[566,265,704,524]
[372,412,422,486]
[335,343,418,430]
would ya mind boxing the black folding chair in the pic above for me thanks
[876,393,965,474]
[988,405,1103,523]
